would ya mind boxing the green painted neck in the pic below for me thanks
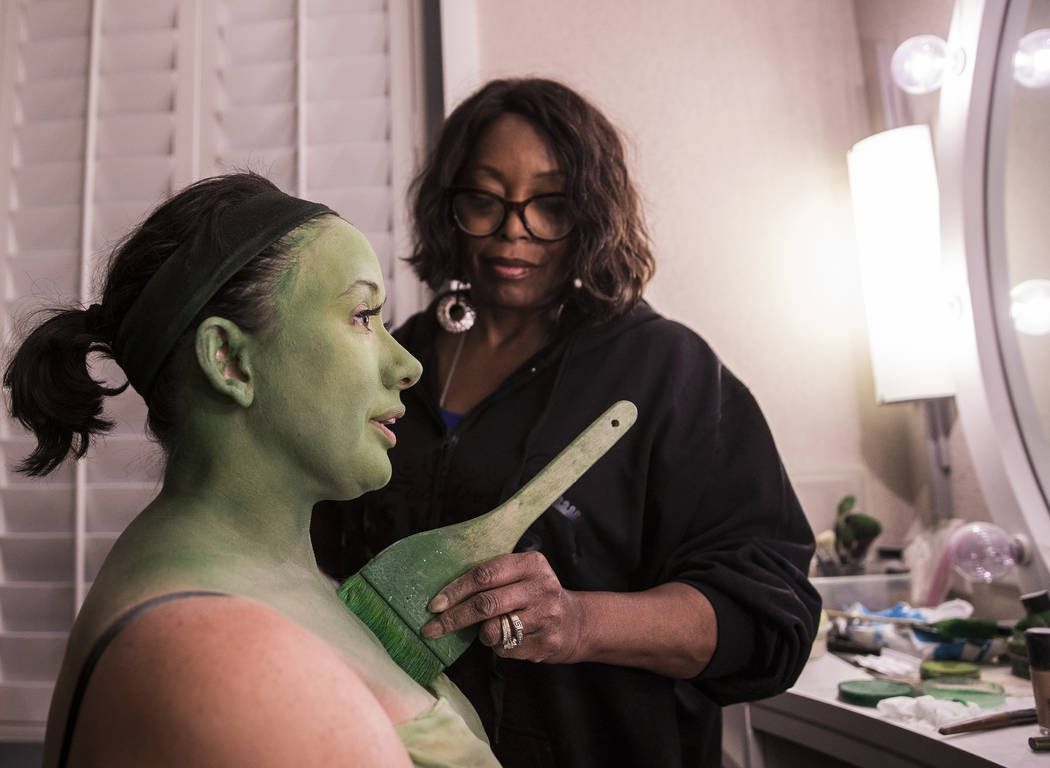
[153,382,322,568]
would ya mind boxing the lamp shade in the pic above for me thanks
[847,124,954,403]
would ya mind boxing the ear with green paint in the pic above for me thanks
[194,316,254,407]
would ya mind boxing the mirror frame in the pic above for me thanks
[939,0,1050,590]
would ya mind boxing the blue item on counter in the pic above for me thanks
[833,602,1007,662]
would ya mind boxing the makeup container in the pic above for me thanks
[1022,590,1050,616]
[1025,628,1050,734]
[1010,591,1050,678]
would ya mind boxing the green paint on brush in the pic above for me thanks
[339,574,444,684]
[338,400,638,686]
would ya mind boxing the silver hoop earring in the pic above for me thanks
[435,287,476,333]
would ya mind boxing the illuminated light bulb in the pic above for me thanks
[891,35,965,94]
[948,522,1029,583]
[892,36,949,93]
[1010,279,1050,335]
[1014,28,1050,88]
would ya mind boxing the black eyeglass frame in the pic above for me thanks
[447,186,576,242]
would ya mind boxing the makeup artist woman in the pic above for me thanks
[315,78,821,767]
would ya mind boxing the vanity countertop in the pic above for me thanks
[741,653,1041,767]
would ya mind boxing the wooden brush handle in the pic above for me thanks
[478,400,637,548]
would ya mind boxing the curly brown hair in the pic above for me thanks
[408,78,654,322]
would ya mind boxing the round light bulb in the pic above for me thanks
[1010,279,1050,335]
[1014,28,1050,88]
[891,35,955,94]
[948,522,1020,583]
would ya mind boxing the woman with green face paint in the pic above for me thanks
[4,173,500,767]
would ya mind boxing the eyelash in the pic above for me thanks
[353,307,382,329]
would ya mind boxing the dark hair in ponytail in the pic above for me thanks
[4,310,126,476]
[4,171,304,476]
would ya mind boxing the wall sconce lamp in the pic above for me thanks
[847,122,955,525]
[846,124,954,404]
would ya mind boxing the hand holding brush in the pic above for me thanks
[338,400,637,686]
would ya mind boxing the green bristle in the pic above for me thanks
[338,573,445,686]
[934,618,1000,640]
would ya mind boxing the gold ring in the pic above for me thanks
[501,613,519,650]
[509,613,524,646]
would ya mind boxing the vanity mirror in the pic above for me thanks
[939,0,1050,590]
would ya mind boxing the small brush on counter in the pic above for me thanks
[823,609,1011,639]
[938,708,1038,735]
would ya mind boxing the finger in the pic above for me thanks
[421,583,522,639]
[477,615,508,647]
[427,552,543,613]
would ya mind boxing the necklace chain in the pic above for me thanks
[439,331,468,409]
[438,319,559,410]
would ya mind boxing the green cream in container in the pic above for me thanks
[838,679,915,707]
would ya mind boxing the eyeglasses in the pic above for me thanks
[449,187,575,242]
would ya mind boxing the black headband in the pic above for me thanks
[113,189,336,400]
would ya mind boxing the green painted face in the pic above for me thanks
[248,217,422,501]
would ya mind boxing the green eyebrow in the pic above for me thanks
[340,279,381,298]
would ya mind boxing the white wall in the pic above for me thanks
[466,0,989,546]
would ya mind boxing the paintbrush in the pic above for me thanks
[939,708,1038,734]
[824,609,1010,638]
[338,400,638,686]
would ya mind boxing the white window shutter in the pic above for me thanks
[2,0,93,737]
[0,0,424,742]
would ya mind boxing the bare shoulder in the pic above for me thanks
[69,594,412,768]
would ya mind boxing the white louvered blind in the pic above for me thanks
[0,0,424,742]
[217,0,406,310]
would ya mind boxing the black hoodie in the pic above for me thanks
[324,299,821,767]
